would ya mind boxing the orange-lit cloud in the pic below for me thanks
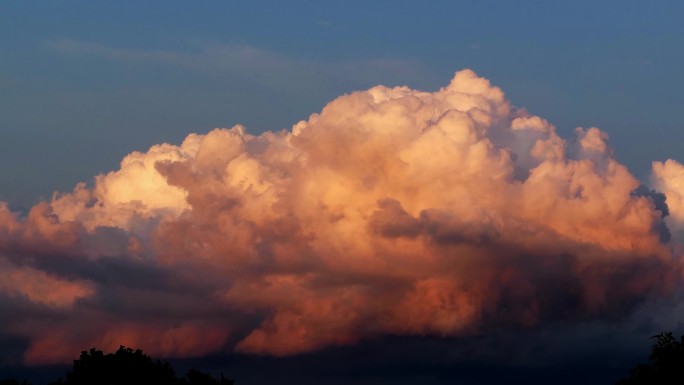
[0,70,681,364]
[0,259,92,308]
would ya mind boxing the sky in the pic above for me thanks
[2,1,684,208]
[2,1,684,384]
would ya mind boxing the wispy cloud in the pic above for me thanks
[45,39,427,90]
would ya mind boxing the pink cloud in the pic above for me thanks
[0,70,680,363]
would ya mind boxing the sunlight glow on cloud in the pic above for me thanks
[0,70,681,364]
[0,258,92,308]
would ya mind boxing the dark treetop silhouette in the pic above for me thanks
[615,332,684,384]
[2,346,234,385]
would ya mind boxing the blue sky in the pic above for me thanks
[2,1,684,206]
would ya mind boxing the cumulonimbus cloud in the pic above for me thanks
[0,69,682,364]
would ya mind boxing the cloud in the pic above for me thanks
[652,159,684,243]
[0,69,681,364]
[0,259,92,308]
[45,39,426,91]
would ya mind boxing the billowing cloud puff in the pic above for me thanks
[0,69,680,364]
[652,159,684,242]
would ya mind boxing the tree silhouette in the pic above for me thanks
[45,346,233,385]
[180,369,234,385]
[616,331,684,384]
